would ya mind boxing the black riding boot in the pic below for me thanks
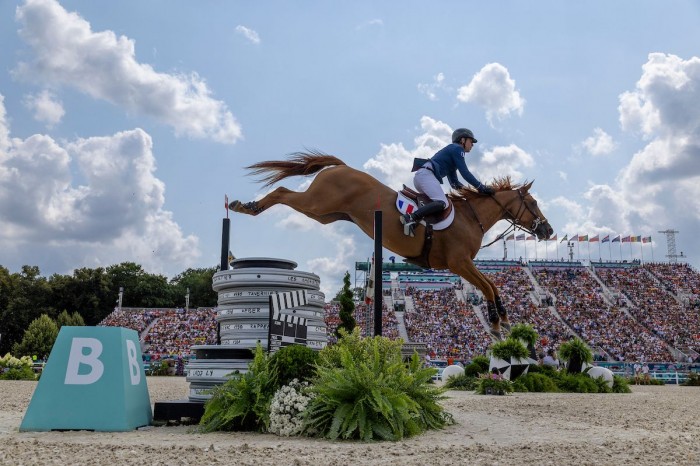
[400,201,446,237]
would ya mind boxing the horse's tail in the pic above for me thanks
[246,150,347,187]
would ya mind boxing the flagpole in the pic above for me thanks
[640,240,644,263]
[651,238,654,262]
[587,238,591,262]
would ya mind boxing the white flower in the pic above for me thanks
[268,380,315,437]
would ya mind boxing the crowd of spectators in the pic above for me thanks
[596,265,700,355]
[404,287,491,361]
[99,308,162,334]
[486,267,574,354]
[324,301,399,344]
[96,262,698,364]
[534,267,672,362]
[142,308,217,360]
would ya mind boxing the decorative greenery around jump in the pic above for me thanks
[199,329,454,440]
[0,353,36,380]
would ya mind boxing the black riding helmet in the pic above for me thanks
[452,128,477,144]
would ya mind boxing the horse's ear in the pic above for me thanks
[524,180,534,192]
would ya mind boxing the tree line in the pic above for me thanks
[0,262,218,355]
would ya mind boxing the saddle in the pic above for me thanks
[399,185,453,223]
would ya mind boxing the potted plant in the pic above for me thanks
[558,337,593,374]
[488,338,531,380]
[476,372,514,395]
[508,323,539,361]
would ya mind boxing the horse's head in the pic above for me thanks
[497,181,553,240]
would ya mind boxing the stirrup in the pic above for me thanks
[400,214,416,237]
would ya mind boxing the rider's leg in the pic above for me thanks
[400,168,447,237]
[400,201,446,236]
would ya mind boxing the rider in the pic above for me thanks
[400,128,495,236]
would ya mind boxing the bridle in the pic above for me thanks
[479,188,548,249]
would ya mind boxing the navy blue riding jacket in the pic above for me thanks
[428,143,482,190]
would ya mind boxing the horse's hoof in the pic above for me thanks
[500,321,512,335]
[489,329,503,342]
[228,200,241,211]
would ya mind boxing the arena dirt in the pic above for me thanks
[1,378,698,465]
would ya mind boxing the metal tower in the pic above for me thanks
[658,229,681,262]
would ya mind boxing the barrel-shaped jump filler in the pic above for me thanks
[20,326,152,432]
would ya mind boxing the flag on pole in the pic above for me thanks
[621,236,631,243]
[549,233,558,241]
[560,234,568,243]
[570,234,579,242]
[506,234,515,241]
[516,234,525,240]
[526,235,535,241]
[642,236,652,243]
[589,235,599,242]
[602,235,610,243]
[579,234,589,242]
[631,235,641,242]
[611,235,621,243]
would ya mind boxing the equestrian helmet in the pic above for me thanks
[452,128,477,144]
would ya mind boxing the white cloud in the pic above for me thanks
[479,144,535,182]
[417,72,446,101]
[457,63,525,126]
[14,0,242,144]
[235,25,260,44]
[581,127,616,157]
[559,53,700,261]
[23,89,65,127]
[0,94,200,276]
[356,18,383,30]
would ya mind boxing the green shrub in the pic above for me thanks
[0,365,36,380]
[199,345,276,432]
[526,364,558,377]
[517,373,559,392]
[555,372,600,393]
[303,334,452,440]
[612,375,631,392]
[476,374,514,395]
[444,373,478,391]
[469,355,490,373]
[509,323,538,346]
[490,338,529,360]
[463,362,483,378]
[269,344,319,386]
[683,372,700,386]
[558,338,593,374]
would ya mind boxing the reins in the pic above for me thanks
[474,189,544,249]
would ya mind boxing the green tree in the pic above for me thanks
[55,310,85,328]
[49,267,113,325]
[335,271,356,336]
[106,262,172,309]
[169,267,218,308]
[1,266,54,354]
[12,314,59,359]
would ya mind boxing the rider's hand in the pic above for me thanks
[478,184,495,195]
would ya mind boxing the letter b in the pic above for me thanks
[64,337,104,385]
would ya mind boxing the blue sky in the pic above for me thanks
[1,0,700,296]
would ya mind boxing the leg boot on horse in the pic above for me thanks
[486,300,502,341]
[495,295,511,335]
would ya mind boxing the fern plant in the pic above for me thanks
[558,338,593,374]
[199,345,276,432]
[508,323,538,346]
[303,333,452,440]
[490,338,529,360]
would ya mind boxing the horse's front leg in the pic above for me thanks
[493,295,511,335]
[450,258,502,341]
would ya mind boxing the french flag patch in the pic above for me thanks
[396,196,417,215]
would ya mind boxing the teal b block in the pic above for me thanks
[20,326,152,431]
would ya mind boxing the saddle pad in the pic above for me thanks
[395,192,455,231]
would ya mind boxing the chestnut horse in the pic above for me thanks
[230,152,553,340]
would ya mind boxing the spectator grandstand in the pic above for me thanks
[96,261,700,365]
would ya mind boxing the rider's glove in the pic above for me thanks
[478,183,495,195]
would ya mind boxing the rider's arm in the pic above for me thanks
[453,151,483,189]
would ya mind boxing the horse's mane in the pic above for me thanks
[449,176,528,201]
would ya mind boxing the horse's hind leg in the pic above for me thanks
[230,187,349,224]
